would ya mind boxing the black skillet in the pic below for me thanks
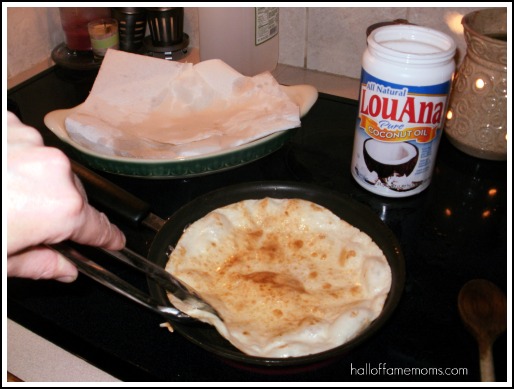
[72,162,405,368]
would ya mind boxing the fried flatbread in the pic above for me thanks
[165,198,391,358]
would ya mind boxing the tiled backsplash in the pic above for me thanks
[7,6,490,87]
[277,6,490,78]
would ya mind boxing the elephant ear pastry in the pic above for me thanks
[165,198,392,358]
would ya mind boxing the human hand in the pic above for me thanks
[6,112,126,282]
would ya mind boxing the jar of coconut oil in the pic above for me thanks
[351,25,456,197]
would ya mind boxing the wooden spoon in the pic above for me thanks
[458,279,507,382]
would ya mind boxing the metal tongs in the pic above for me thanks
[52,242,221,323]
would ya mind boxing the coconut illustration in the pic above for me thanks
[363,139,419,182]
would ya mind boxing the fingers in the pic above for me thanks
[68,173,126,250]
[6,112,126,284]
[68,202,126,250]
[7,246,79,283]
[7,112,44,146]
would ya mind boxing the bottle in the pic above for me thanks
[351,25,456,197]
[198,7,279,76]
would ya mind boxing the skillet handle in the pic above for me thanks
[71,161,151,228]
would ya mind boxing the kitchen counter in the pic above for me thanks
[6,63,508,382]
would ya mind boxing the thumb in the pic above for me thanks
[7,246,78,283]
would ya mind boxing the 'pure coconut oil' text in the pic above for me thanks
[351,25,456,198]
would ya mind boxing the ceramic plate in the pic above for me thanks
[44,85,318,178]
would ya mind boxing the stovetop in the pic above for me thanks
[7,66,508,382]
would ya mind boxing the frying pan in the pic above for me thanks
[72,162,405,368]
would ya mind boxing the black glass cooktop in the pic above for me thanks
[7,66,508,382]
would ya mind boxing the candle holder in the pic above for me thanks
[88,18,119,59]
[444,8,507,161]
[52,7,111,70]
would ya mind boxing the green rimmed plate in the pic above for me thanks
[44,85,318,179]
